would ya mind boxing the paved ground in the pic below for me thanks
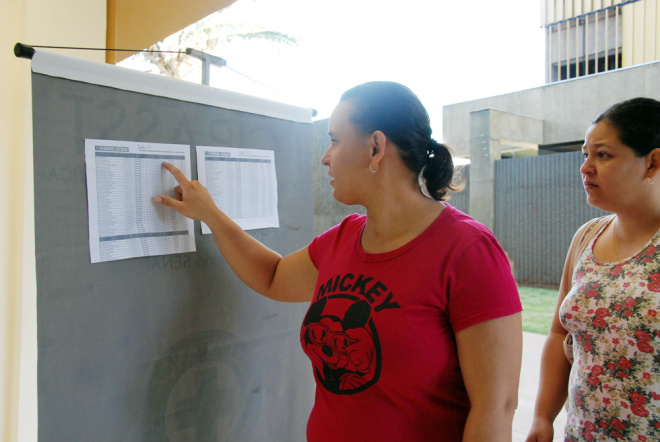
[513,332,567,442]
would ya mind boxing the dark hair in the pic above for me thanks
[593,97,660,157]
[340,81,460,201]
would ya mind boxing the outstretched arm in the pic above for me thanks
[457,313,522,442]
[155,162,317,302]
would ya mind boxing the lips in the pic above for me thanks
[584,180,597,190]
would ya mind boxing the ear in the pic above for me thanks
[369,130,387,165]
[646,148,660,179]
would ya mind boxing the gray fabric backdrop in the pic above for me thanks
[32,71,315,442]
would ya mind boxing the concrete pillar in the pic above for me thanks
[468,109,544,230]
[469,109,500,230]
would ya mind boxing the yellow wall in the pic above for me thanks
[3,1,242,439]
[106,0,237,64]
[621,0,660,66]
[0,1,106,441]
[542,0,628,24]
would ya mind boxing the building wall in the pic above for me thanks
[1,1,106,441]
[442,60,660,158]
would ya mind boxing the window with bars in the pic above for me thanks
[545,5,624,82]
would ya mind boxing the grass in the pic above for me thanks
[518,286,559,335]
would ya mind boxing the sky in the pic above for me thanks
[120,0,546,142]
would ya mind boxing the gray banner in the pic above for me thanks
[32,72,315,442]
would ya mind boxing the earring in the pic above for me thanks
[649,176,656,185]
[370,164,378,173]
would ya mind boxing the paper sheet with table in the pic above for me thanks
[196,146,279,234]
[85,139,196,263]
[85,140,279,263]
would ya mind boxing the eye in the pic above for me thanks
[598,151,610,158]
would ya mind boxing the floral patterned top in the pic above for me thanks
[560,220,660,442]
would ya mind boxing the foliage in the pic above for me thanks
[127,8,298,80]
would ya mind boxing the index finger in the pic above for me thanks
[162,162,190,185]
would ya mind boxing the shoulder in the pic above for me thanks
[308,214,365,265]
[561,214,614,291]
[572,214,614,248]
[577,214,614,235]
[314,214,365,240]
[324,213,366,238]
[341,213,366,227]
[418,205,509,274]
[440,205,500,246]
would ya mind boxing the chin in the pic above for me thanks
[332,193,356,206]
[587,197,614,213]
[586,198,602,210]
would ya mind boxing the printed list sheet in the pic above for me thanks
[196,146,279,233]
[85,139,195,263]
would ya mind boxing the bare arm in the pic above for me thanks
[155,162,317,302]
[457,313,522,442]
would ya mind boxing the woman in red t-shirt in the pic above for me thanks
[156,81,522,442]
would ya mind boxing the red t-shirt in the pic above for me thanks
[302,205,521,442]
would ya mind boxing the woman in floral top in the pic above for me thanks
[526,97,660,442]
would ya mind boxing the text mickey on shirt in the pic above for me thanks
[316,273,401,313]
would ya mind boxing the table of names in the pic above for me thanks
[85,139,195,263]
[197,146,279,233]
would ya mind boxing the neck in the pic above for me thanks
[361,186,443,253]
[614,205,660,242]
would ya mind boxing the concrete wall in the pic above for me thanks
[443,60,660,158]
[468,109,544,230]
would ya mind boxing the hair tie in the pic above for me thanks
[426,139,438,159]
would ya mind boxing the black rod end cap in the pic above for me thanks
[14,43,35,59]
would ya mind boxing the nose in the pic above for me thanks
[321,145,331,167]
[580,154,594,176]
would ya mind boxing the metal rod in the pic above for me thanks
[185,48,227,86]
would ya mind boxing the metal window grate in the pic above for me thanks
[543,0,643,82]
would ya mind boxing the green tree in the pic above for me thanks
[129,9,298,81]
